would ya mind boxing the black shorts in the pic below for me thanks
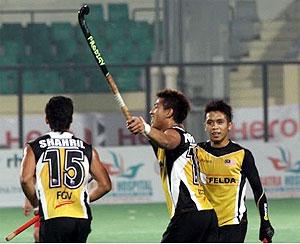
[39,217,91,243]
[161,209,218,243]
[218,214,248,243]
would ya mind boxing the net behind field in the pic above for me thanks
[0,199,299,243]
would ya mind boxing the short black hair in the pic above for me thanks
[204,100,232,122]
[157,88,190,124]
[45,96,73,131]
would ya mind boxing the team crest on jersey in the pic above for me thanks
[224,159,236,166]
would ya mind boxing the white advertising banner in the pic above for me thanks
[0,149,24,207]
[1,140,300,207]
[231,104,300,142]
[90,146,164,204]
[1,103,300,207]
[0,113,95,148]
[0,104,299,148]
[0,112,146,148]
[0,146,164,208]
[241,139,300,199]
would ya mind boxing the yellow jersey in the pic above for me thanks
[196,140,265,227]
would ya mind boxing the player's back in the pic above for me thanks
[29,131,92,220]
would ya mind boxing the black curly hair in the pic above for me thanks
[45,96,73,131]
[157,88,190,124]
[204,100,232,122]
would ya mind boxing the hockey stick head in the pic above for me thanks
[78,4,89,19]
[78,4,91,37]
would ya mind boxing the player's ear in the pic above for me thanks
[228,121,232,131]
[45,116,49,124]
[165,108,173,119]
[204,120,208,131]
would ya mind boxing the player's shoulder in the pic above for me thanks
[229,140,252,154]
[71,134,92,147]
[197,140,213,148]
[72,135,93,151]
[170,126,195,144]
[170,126,186,135]
[27,133,50,146]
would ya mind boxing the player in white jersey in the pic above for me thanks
[127,89,218,242]
[20,96,111,242]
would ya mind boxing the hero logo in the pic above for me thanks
[231,118,299,140]
[87,35,105,65]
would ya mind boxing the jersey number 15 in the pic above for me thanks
[43,149,85,189]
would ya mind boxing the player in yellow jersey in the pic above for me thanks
[194,100,274,242]
[127,89,218,242]
[20,96,111,243]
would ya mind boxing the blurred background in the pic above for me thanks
[0,0,300,242]
[1,0,300,145]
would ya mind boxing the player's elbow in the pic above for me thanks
[102,179,112,194]
[97,178,112,195]
[161,141,177,150]
[90,179,112,202]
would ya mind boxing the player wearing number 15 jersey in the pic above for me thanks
[127,89,218,242]
[20,96,111,243]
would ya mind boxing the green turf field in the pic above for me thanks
[0,198,299,243]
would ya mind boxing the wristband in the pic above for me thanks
[143,122,151,135]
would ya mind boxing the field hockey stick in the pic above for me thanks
[5,215,40,241]
[78,4,132,121]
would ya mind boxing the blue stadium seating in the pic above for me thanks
[0,3,153,94]
[108,3,129,22]
[0,71,18,94]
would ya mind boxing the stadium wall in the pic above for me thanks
[0,92,145,115]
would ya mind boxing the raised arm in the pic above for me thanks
[126,116,181,150]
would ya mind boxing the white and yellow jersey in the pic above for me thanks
[28,131,92,220]
[152,127,213,218]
